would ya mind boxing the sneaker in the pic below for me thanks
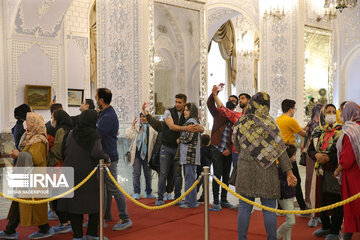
[230,204,239,210]
[112,219,133,231]
[180,203,199,208]
[83,221,108,228]
[145,193,156,199]
[155,200,164,206]
[325,234,342,240]
[28,229,54,239]
[313,228,330,237]
[308,217,319,228]
[175,200,184,206]
[132,193,140,200]
[47,210,58,220]
[51,224,72,234]
[163,193,168,200]
[85,235,108,240]
[220,200,233,209]
[167,194,174,200]
[211,203,222,211]
[0,231,18,240]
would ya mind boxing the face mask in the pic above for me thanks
[51,120,56,128]
[325,114,337,124]
[226,101,236,110]
[23,121,27,130]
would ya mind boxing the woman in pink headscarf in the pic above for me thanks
[334,101,360,240]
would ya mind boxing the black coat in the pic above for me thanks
[58,131,109,214]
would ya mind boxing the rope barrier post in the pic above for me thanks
[203,166,210,240]
[99,160,104,240]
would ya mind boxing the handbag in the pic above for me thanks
[322,170,341,195]
[299,152,307,166]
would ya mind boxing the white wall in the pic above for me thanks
[344,46,360,103]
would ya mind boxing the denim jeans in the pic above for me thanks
[238,197,277,240]
[232,152,239,167]
[133,156,152,195]
[157,145,181,201]
[104,161,129,220]
[277,198,295,240]
[183,164,197,207]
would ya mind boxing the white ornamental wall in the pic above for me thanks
[0,0,93,132]
[261,10,300,121]
[97,0,141,129]
[63,0,93,117]
[1,0,73,132]
[336,4,360,104]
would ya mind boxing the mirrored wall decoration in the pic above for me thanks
[149,0,207,126]
[304,26,334,119]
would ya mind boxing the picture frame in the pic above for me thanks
[68,89,84,107]
[25,85,51,110]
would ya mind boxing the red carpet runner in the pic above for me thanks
[1,198,359,239]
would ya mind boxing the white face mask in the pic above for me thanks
[51,120,56,128]
[23,121,27,130]
[325,114,337,124]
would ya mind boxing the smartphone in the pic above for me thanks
[52,95,56,102]
[217,83,225,91]
[144,102,150,108]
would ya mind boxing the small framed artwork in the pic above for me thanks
[68,89,84,107]
[25,85,51,110]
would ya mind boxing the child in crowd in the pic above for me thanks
[277,144,297,240]
[197,134,211,202]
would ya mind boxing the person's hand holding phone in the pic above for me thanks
[217,83,225,91]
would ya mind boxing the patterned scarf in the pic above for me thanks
[303,104,323,151]
[312,106,342,154]
[21,112,48,149]
[136,122,149,160]
[233,92,286,169]
[336,101,360,168]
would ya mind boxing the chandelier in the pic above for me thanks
[310,0,337,21]
[260,0,296,19]
[325,0,358,12]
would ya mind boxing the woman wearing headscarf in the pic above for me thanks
[11,104,31,150]
[177,103,201,208]
[308,104,343,240]
[57,110,110,240]
[47,110,73,235]
[302,104,323,227]
[232,92,296,240]
[125,112,158,199]
[334,102,360,240]
[0,112,53,239]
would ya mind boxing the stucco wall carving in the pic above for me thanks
[98,0,140,128]
[262,13,297,118]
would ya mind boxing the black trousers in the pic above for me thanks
[51,199,70,224]
[70,213,99,238]
[4,201,50,234]
[210,146,232,204]
[320,194,343,234]
[291,162,307,210]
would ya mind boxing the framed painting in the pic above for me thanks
[25,85,51,110]
[68,89,84,107]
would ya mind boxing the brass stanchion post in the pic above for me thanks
[203,166,210,240]
[99,159,104,240]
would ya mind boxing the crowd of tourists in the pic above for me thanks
[0,85,359,240]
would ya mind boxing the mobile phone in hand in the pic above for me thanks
[217,83,225,91]
[52,95,56,102]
